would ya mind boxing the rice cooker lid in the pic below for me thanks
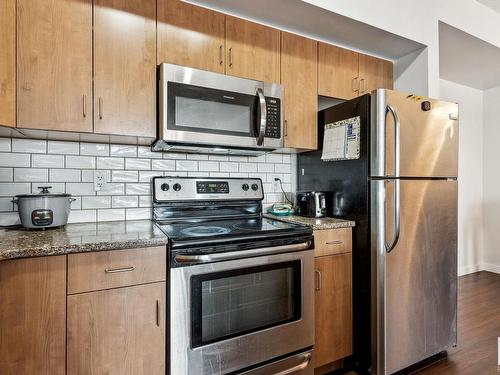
[16,186,71,198]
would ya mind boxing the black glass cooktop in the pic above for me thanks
[155,217,311,246]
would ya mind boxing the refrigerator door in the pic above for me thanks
[371,89,459,178]
[371,179,457,375]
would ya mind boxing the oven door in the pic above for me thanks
[158,63,283,151]
[169,244,314,375]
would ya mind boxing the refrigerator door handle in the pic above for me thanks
[385,179,401,253]
[386,104,401,178]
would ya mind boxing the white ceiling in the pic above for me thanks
[476,0,500,13]
[183,0,424,60]
[439,22,500,90]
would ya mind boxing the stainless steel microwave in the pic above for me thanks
[152,63,283,156]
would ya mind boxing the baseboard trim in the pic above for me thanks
[480,263,500,274]
[458,264,481,276]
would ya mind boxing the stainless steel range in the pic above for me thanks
[152,176,314,375]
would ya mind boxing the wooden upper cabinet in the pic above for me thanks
[0,256,66,375]
[67,282,166,375]
[0,0,16,128]
[358,53,393,94]
[314,253,353,368]
[318,42,359,100]
[226,16,280,83]
[93,0,156,137]
[17,0,92,132]
[157,0,225,73]
[281,32,317,151]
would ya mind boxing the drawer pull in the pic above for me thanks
[326,240,343,245]
[104,266,135,274]
[156,299,160,327]
[315,270,322,291]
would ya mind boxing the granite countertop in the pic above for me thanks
[0,220,169,261]
[264,213,355,230]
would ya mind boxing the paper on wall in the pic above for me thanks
[321,116,361,161]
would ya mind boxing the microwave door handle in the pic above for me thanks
[256,88,267,146]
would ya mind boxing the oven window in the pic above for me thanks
[167,82,259,137]
[190,261,302,348]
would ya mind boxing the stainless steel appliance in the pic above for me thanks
[295,191,327,218]
[13,186,76,229]
[298,89,458,374]
[153,63,283,156]
[152,176,314,375]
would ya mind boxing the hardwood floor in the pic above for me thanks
[415,271,500,375]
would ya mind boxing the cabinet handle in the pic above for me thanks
[219,45,223,65]
[82,95,87,118]
[104,266,135,274]
[98,97,103,120]
[156,299,160,327]
[360,78,366,93]
[315,270,322,291]
[284,120,288,137]
[326,240,343,245]
[228,47,233,67]
[352,77,359,93]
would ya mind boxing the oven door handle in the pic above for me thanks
[256,87,267,146]
[274,352,312,375]
[174,240,312,264]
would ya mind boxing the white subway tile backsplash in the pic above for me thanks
[125,158,151,170]
[199,161,219,172]
[14,168,48,182]
[112,195,138,208]
[0,138,294,224]
[0,183,31,196]
[0,168,13,182]
[0,212,20,225]
[152,159,175,171]
[219,162,238,172]
[48,141,79,155]
[97,157,124,170]
[66,155,96,169]
[67,182,95,196]
[32,154,65,168]
[12,139,46,153]
[80,143,109,156]
[81,196,111,209]
[0,138,11,152]
[97,209,125,222]
[0,152,30,167]
[112,170,138,182]
[110,144,137,157]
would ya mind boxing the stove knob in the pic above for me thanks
[173,183,182,192]
[160,183,170,192]
[251,183,259,191]
[242,183,249,191]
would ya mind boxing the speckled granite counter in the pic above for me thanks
[0,220,169,261]
[264,214,355,230]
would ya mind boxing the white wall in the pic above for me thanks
[482,86,500,274]
[439,79,484,275]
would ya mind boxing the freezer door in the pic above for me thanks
[371,179,457,374]
[371,89,459,178]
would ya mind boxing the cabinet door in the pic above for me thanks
[17,0,92,132]
[157,0,225,73]
[0,0,15,127]
[0,256,66,375]
[226,16,280,82]
[281,32,317,151]
[358,53,393,94]
[314,253,353,368]
[318,43,359,100]
[94,0,156,137]
[68,282,166,375]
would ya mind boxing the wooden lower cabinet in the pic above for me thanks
[67,282,166,375]
[314,252,353,368]
[0,256,67,375]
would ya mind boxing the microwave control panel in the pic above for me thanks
[265,97,281,138]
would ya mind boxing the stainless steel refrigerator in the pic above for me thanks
[298,89,458,374]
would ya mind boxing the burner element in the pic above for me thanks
[180,225,231,237]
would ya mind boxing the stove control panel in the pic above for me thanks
[153,177,264,202]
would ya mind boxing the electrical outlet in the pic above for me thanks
[273,178,281,191]
[94,171,107,191]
